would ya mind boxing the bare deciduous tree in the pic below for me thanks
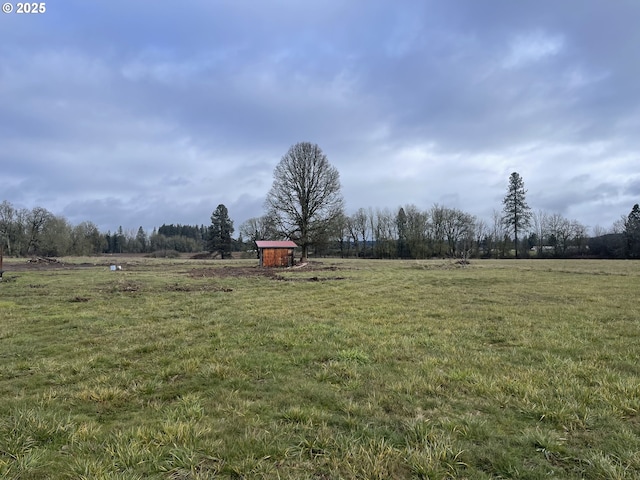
[404,204,429,259]
[346,208,368,258]
[442,207,475,257]
[531,210,549,256]
[26,207,52,255]
[429,204,447,257]
[265,142,344,262]
[0,200,16,255]
[372,207,396,258]
[240,215,278,244]
[490,209,508,258]
[473,219,488,258]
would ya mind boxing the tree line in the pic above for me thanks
[1,198,637,261]
[0,200,243,258]
[240,203,633,260]
[240,144,640,260]
[2,141,639,260]
[0,202,104,257]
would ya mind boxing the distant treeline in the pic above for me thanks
[0,201,246,257]
[104,223,244,255]
[157,224,207,242]
[242,204,640,260]
[1,199,639,259]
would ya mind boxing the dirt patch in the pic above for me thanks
[4,258,349,283]
[167,283,233,293]
[111,281,140,293]
[273,262,348,281]
[6,258,105,272]
[8,257,67,271]
[187,261,347,280]
[274,275,346,282]
[411,260,472,270]
[69,296,90,303]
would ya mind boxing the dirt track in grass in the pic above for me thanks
[3,258,100,271]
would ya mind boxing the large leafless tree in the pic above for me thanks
[265,142,344,262]
[346,208,368,258]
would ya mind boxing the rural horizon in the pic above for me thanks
[1,163,638,261]
[1,169,636,238]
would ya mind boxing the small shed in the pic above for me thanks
[255,240,298,267]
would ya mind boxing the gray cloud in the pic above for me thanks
[1,0,639,234]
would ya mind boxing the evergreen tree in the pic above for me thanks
[136,226,148,253]
[115,226,125,254]
[396,207,409,258]
[624,203,640,259]
[502,172,532,258]
[208,204,234,259]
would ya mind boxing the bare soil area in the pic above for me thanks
[2,257,348,283]
[188,261,346,282]
[3,257,100,272]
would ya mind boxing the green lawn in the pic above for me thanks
[1,258,639,479]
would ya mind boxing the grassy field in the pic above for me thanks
[0,257,639,479]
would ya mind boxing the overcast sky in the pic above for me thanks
[1,1,639,234]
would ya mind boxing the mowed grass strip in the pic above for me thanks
[0,258,639,478]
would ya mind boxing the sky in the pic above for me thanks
[1,0,639,235]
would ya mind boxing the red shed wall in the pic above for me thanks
[261,248,294,267]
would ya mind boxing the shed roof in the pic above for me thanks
[255,240,298,249]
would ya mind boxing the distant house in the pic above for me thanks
[531,246,555,253]
[255,240,297,267]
